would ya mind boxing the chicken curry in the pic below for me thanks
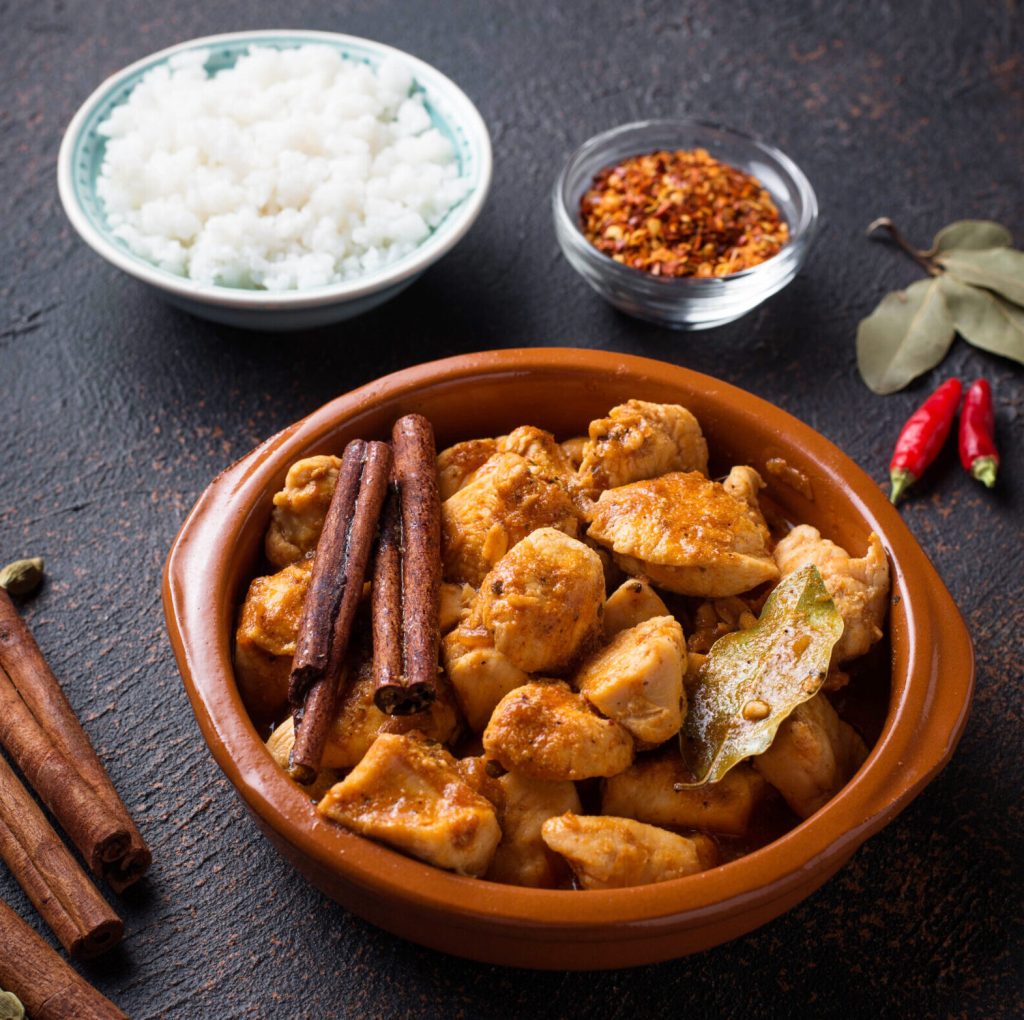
[235,399,890,889]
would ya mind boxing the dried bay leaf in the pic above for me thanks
[680,565,843,786]
[937,247,1024,306]
[930,220,1013,255]
[941,276,1024,365]
[857,277,955,394]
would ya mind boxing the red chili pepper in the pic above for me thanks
[889,378,962,504]
[959,378,999,488]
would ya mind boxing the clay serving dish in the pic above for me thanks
[163,348,974,969]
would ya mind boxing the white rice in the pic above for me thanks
[95,46,470,290]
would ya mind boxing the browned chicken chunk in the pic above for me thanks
[603,577,670,639]
[234,559,312,717]
[483,682,634,781]
[487,772,582,888]
[265,455,341,568]
[318,732,501,876]
[753,693,868,818]
[560,436,588,470]
[541,813,707,889]
[573,616,686,747]
[439,581,476,633]
[441,453,581,586]
[263,655,461,772]
[496,426,577,484]
[587,471,779,596]
[442,633,531,732]
[773,525,890,663]
[469,528,606,675]
[325,651,462,768]
[577,400,709,492]
[437,438,500,500]
[602,752,765,836]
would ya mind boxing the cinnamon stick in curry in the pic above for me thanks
[289,439,391,784]
[0,588,151,892]
[0,898,128,1020]
[0,750,123,959]
[373,414,442,715]
[0,665,129,877]
[371,485,404,707]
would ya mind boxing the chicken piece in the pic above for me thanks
[561,436,588,470]
[234,559,312,717]
[541,814,706,889]
[573,616,686,748]
[265,455,342,567]
[773,526,890,663]
[721,465,770,533]
[603,577,670,639]
[322,643,462,768]
[318,732,501,876]
[587,471,779,597]
[487,772,582,888]
[442,632,531,732]
[483,682,634,781]
[496,426,576,484]
[439,581,476,633]
[264,718,343,801]
[468,528,605,675]
[602,752,765,836]
[577,400,709,492]
[437,438,499,500]
[453,755,506,808]
[686,596,760,654]
[754,693,868,819]
[441,453,581,586]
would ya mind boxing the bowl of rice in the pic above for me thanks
[57,30,492,331]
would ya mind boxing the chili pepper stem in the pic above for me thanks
[971,456,998,488]
[889,468,915,505]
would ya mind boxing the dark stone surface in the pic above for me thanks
[2,1,1021,1017]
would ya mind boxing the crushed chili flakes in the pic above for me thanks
[579,148,789,278]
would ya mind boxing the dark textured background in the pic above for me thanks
[2,1,1022,1017]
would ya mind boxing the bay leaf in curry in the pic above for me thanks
[680,565,843,786]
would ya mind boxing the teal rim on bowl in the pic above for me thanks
[57,30,492,316]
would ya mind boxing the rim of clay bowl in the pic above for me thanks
[57,30,492,311]
[164,348,974,935]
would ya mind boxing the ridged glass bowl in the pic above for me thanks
[553,119,818,330]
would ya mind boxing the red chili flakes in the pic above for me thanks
[579,148,789,278]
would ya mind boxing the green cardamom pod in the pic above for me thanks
[0,990,25,1020]
[0,558,44,596]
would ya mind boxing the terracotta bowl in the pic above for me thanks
[163,348,974,969]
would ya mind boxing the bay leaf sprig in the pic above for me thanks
[857,218,1024,394]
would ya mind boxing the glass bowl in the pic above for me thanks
[553,119,819,330]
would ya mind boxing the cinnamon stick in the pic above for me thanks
[0,750,122,959]
[0,898,127,1020]
[371,484,404,707]
[0,589,151,892]
[0,665,129,877]
[289,439,391,784]
[373,414,441,715]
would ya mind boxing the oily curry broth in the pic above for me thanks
[237,420,892,884]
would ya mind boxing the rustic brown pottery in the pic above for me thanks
[163,348,974,969]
